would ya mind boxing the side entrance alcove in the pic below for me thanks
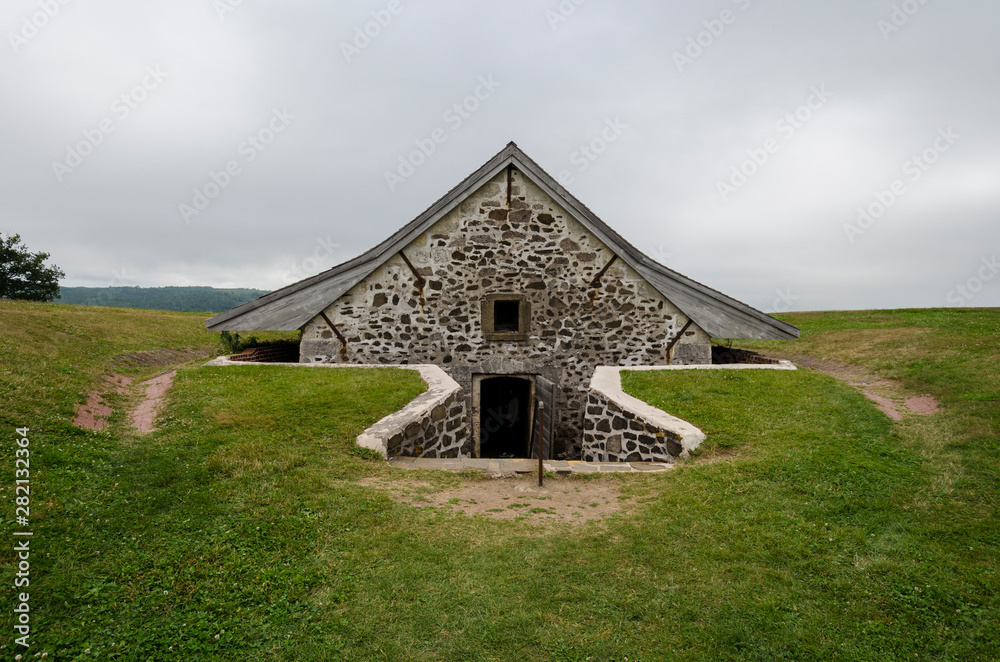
[206,144,801,460]
[582,362,797,463]
[473,374,535,458]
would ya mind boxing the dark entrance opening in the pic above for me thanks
[479,376,532,458]
[493,300,521,332]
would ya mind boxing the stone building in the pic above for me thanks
[207,143,798,460]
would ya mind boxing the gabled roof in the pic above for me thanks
[206,143,799,340]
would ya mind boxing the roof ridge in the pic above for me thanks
[207,142,798,340]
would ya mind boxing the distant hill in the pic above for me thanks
[58,286,269,313]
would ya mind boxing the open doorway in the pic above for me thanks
[478,376,533,458]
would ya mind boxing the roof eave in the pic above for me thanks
[205,142,801,342]
[205,145,521,331]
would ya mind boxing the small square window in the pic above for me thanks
[482,294,530,341]
[493,300,521,332]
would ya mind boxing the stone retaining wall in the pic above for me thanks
[584,392,683,463]
[582,362,796,463]
[583,367,706,463]
[202,358,468,460]
[337,364,468,459]
[369,389,468,460]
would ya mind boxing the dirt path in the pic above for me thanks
[73,370,178,433]
[73,346,210,433]
[360,476,628,525]
[773,352,940,420]
[129,371,177,433]
[73,375,134,430]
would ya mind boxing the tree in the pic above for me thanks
[0,233,65,302]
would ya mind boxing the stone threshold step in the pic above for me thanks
[388,457,674,475]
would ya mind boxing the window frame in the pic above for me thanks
[481,293,531,342]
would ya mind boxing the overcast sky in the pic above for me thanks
[2,0,998,313]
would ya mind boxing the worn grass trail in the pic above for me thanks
[0,302,997,660]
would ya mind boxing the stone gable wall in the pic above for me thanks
[300,168,710,458]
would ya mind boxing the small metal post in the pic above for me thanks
[537,401,545,487]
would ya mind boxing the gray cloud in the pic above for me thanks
[2,0,997,311]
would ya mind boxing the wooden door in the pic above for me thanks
[531,376,555,460]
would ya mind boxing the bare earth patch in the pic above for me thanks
[74,370,177,433]
[772,352,940,420]
[130,371,176,433]
[905,396,940,415]
[72,346,206,433]
[860,388,904,421]
[73,374,134,431]
[360,476,627,525]
[112,346,212,369]
[73,391,113,431]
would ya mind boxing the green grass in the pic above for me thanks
[1,302,998,660]
[26,366,425,660]
[622,368,995,659]
[0,300,295,428]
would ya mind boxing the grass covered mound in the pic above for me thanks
[0,301,218,428]
[36,366,426,659]
[0,302,997,660]
[624,368,994,658]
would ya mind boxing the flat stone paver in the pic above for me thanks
[630,462,673,472]
[387,457,674,476]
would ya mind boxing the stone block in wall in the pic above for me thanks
[672,342,711,366]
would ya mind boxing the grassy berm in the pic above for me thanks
[0,301,997,660]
